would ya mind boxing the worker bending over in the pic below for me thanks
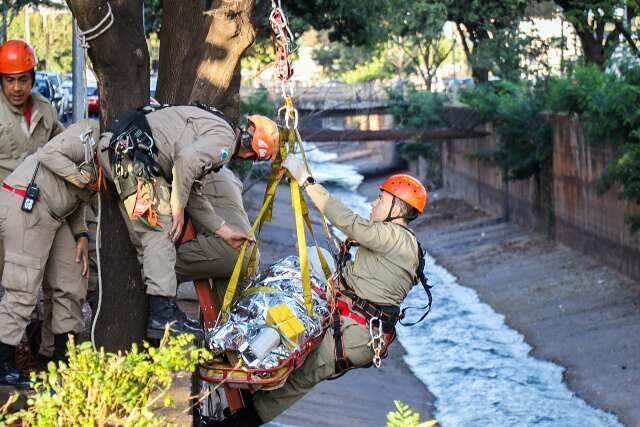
[0,120,98,389]
[96,107,277,339]
[213,156,430,426]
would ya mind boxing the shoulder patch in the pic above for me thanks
[220,146,230,161]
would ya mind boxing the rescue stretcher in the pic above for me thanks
[188,123,336,422]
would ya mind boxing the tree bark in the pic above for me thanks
[189,0,257,123]
[66,0,150,352]
[156,0,210,104]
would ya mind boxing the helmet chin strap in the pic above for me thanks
[383,195,418,223]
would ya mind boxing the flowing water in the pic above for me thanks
[303,144,623,427]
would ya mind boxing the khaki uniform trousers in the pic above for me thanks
[253,315,375,422]
[176,234,258,306]
[0,191,87,346]
[97,146,177,297]
[118,179,176,297]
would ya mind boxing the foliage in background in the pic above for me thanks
[285,0,387,46]
[378,0,452,90]
[312,39,375,80]
[548,64,640,231]
[386,400,438,427]
[445,0,529,81]
[460,80,552,180]
[0,331,210,427]
[143,0,163,36]
[554,0,640,68]
[7,8,72,74]
[388,85,446,186]
[1,1,64,44]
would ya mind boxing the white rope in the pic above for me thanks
[90,193,103,350]
[75,2,113,351]
[77,2,114,49]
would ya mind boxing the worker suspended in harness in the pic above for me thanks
[211,160,432,427]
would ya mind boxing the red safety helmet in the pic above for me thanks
[380,174,428,214]
[0,40,37,75]
[246,115,279,161]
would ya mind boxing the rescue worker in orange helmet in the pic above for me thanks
[95,106,277,339]
[212,156,430,426]
[0,40,87,389]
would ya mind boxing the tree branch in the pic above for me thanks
[455,22,473,63]
[614,20,640,57]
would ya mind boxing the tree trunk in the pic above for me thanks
[157,0,257,124]
[156,0,210,104]
[188,0,257,123]
[576,30,606,68]
[66,0,150,352]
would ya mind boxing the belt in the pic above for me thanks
[2,183,39,201]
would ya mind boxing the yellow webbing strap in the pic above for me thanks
[291,173,313,314]
[221,171,284,320]
[222,101,338,319]
[293,128,334,280]
[245,129,290,279]
[240,286,280,298]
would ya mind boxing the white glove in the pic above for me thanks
[282,155,311,184]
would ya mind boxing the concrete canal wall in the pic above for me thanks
[442,113,640,280]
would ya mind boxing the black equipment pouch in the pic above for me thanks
[21,163,40,213]
[106,108,164,200]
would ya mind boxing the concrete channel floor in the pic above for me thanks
[417,215,640,427]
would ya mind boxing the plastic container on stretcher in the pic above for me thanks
[197,325,327,391]
[188,213,331,391]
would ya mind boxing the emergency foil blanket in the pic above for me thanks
[206,256,330,370]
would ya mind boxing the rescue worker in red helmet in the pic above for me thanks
[0,40,87,389]
[95,106,277,339]
[212,155,429,426]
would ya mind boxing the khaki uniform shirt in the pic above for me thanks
[142,106,238,215]
[306,183,419,306]
[0,90,64,181]
[3,120,100,235]
[187,166,251,236]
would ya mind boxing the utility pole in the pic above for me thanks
[1,2,7,44]
[24,6,29,44]
[72,20,86,123]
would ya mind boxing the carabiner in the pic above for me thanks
[369,317,383,341]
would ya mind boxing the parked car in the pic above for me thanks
[61,79,73,117]
[87,85,100,115]
[33,72,61,109]
[40,71,68,121]
[86,84,158,117]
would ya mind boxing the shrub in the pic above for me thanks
[386,400,438,427]
[548,65,640,232]
[387,87,446,186]
[0,330,210,427]
[460,80,552,181]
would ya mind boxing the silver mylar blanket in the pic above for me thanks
[206,256,330,370]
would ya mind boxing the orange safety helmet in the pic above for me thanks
[0,40,37,75]
[380,174,428,214]
[246,115,279,161]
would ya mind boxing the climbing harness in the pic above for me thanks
[328,228,433,374]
